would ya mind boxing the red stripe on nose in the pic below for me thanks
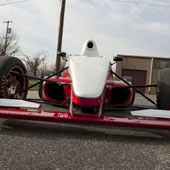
[72,91,101,108]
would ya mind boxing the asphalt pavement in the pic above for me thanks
[0,91,170,170]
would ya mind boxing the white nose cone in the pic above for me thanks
[80,40,99,57]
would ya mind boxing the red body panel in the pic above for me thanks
[43,76,71,106]
[72,91,102,107]
[42,71,133,109]
[0,108,170,130]
[105,80,133,108]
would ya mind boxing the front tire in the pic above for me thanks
[0,56,28,99]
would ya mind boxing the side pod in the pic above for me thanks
[42,76,71,106]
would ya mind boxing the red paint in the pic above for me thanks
[62,70,70,78]
[0,108,170,130]
[42,76,133,108]
[41,70,134,109]
[72,91,102,107]
[42,76,71,106]
[104,80,133,108]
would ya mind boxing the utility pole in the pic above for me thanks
[56,0,66,72]
[3,20,12,56]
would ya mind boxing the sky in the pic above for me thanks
[0,0,170,64]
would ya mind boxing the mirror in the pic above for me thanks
[57,52,66,58]
[113,56,123,62]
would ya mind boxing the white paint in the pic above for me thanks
[69,55,110,98]
[68,40,110,98]
[131,109,170,119]
[80,40,99,57]
[0,99,40,109]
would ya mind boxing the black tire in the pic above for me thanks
[38,81,43,99]
[157,68,170,110]
[0,56,28,99]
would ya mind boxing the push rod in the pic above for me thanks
[19,66,68,93]
[110,70,156,105]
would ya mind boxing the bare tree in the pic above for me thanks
[24,52,47,77]
[47,57,67,75]
[39,61,52,78]
[0,31,20,56]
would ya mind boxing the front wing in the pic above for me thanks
[0,108,170,130]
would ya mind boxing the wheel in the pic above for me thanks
[157,68,170,110]
[0,56,28,99]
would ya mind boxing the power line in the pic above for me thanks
[0,0,30,6]
[111,0,170,7]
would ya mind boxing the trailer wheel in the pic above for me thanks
[157,68,170,110]
[0,56,28,99]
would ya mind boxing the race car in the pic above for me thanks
[40,40,135,111]
[0,40,170,130]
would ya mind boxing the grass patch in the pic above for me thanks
[28,79,39,91]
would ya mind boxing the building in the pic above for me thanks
[115,54,170,94]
